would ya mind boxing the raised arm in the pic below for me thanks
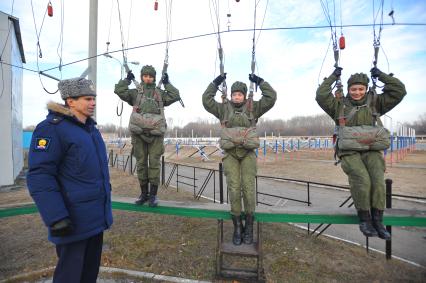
[202,74,227,120]
[371,68,407,115]
[253,80,277,119]
[161,73,181,106]
[114,79,138,106]
[315,71,340,120]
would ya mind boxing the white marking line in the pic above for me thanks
[101,267,212,283]
[292,223,425,268]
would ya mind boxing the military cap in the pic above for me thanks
[140,65,156,78]
[58,77,96,100]
[231,81,248,96]
[347,73,370,88]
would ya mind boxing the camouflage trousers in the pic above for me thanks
[131,134,164,186]
[223,150,257,216]
[340,151,385,210]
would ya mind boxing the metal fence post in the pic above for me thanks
[130,152,133,175]
[161,156,165,185]
[219,162,224,204]
[109,149,113,167]
[386,178,393,260]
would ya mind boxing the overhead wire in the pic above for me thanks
[1,22,423,76]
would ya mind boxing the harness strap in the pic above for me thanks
[337,91,381,127]
[221,102,255,128]
[133,87,165,122]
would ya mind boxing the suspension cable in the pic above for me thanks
[248,0,259,97]
[209,0,227,101]
[319,0,342,95]
[372,0,385,88]
[31,0,59,94]
[116,0,142,92]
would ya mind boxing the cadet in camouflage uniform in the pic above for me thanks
[114,66,181,207]
[316,67,406,239]
[203,73,276,245]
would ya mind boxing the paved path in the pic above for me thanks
[164,163,426,267]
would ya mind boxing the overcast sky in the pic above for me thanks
[1,0,425,129]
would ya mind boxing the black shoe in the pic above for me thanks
[231,215,243,245]
[357,210,378,237]
[135,183,149,205]
[243,213,254,244]
[149,184,159,207]
[371,208,391,240]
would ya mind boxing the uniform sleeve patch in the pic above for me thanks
[35,138,51,151]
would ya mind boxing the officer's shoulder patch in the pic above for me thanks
[34,137,51,151]
[49,116,64,125]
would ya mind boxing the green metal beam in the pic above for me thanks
[1,202,425,227]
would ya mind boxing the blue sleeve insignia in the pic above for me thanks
[34,138,51,151]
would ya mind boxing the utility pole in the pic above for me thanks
[89,0,98,119]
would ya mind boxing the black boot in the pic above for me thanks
[135,183,149,205]
[231,215,243,245]
[243,213,254,244]
[149,184,159,207]
[357,210,378,237]
[371,208,391,240]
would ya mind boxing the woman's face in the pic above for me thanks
[348,84,367,101]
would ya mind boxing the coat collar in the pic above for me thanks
[46,101,96,126]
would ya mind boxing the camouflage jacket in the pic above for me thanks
[114,79,180,114]
[316,72,406,156]
[202,81,277,127]
[202,81,277,157]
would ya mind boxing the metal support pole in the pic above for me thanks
[386,178,393,260]
[219,162,224,204]
[161,156,165,185]
[88,0,98,119]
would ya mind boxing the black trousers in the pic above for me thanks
[53,232,103,283]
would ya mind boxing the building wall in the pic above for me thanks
[11,25,23,181]
[0,12,23,186]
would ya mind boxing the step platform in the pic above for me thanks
[216,220,265,282]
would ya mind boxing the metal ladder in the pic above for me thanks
[215,219,265,282]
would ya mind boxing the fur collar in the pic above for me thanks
[47,101,74,117]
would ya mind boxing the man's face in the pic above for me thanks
[348,84,367,101]
[141,74,155,84]
[231,91,245,104]
[67,96,96,118]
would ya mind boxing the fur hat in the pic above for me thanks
[58,78,96,100]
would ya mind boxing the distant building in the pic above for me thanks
[0,11,26,186]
